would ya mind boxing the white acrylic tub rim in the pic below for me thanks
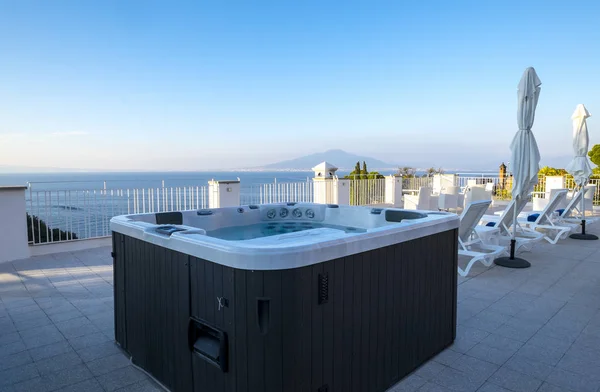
[110,203,459,270]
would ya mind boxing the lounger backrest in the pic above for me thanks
[495,196,529,235]
[459,200,492,243]
[560,189,584,218]
[444,186,460,195]
[584,185,596,207]
[534,189,568,225]
[418,187,432,205]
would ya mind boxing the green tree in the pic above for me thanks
[423,167,444,177]
[538,166,568,176]
[397,167,416,178]
[26,213,78,243]
[361,161,367,176]
[589,144,600,167]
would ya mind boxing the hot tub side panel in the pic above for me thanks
[114,228,457,392]
[112,232,193,392]
[187,228,458,392]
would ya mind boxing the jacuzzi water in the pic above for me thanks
[110,203,459,270]
[206,221,366,240]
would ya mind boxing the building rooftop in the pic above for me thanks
[1,234,600,392]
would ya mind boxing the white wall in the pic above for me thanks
[0,186,30,263]
[385,176,403,206]
[208,180,241,208]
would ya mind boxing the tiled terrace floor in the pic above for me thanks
[1,232,600,392]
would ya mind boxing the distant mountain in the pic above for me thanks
[259,149,396,170]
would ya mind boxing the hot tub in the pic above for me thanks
[110,203,459,392]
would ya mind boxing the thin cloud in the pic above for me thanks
[51,131,90,137]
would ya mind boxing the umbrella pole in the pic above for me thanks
[570,185,598,240]
[495,195,531,268]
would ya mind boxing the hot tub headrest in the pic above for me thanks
[385,210,428,222]
[156,212,183,225]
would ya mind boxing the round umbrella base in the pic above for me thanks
[494,257,531,268]
[570,233,598,240]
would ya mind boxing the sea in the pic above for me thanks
[0,170,496,191]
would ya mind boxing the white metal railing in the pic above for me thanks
[349,178,386,205]
[402,177,434,191]
[240,181,314,205]
[27,186,209,245]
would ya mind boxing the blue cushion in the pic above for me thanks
[486,222,496,227]
[556,209,565,216]
[527,213,539,222]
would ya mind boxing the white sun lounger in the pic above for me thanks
[517,189,578,244]
[476,196,545,253]
[557,186,598,225]
[458,200,507,277]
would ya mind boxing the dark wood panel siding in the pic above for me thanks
[112,233,192,391]
[113,228,458,392]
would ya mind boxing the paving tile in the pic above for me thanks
[503,355,554,380]
[492,323,540,343]
[536,382,576,392]
[68,332,111,350]
[7,303,41,316]
[75,341,123,362]
[415,382,453,392]
[451,326,490,353]
[556,347,600,380]
[477,383,512,392]
[466,342,518,366]
[39,363,94,391]
[487,367,542,392]
[12,314,52,331]
[574,331,600,352]
[479,333,523,352]
[431,366,484,392]
[433,349,463,367]
[51,378,104,392]
[28,340,73,362]
[0,340,27,359]
[2,298,36,309]
[9,376,48,392]
[389,374,427,391]
[463,311,510,333]
[95,365,148,392]
[445,355,498,382]
[0,331,21,346]
[34,351,83,376]
[545,367,600,392]
[55,317,100,340]
[47,309,82,324]
[414,361,446,381]
[19,324,65,349]
[87,352,131,376]
[525,333,573,354]
[0,350,33,372]
[0,362,39,387]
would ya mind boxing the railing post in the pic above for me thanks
[0,186,30,263]
[208,180,241,208]
[385,175,403,206]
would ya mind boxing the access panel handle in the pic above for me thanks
[188,317,228,372]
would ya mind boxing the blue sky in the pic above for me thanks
[1,0,600,171]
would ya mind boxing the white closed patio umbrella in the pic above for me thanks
[495,67,542,268]
[565,104,597,240]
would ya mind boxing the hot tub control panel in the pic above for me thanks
[261,205,322,221]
